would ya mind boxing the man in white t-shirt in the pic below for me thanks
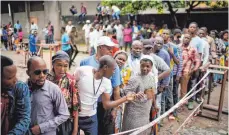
[82,20,91,53]
[31,21,38,34]
[198,29,210,65]
[65,21,73,35]
[114,20,124,47]
[74,55,135,135]
[111,5,120,20]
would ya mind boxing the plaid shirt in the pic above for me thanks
[173,46,183,77]
[179,44,201,75]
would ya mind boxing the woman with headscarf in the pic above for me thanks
[122,55,157,135]
[114,50,131,87]
[46,50,80,135]
[113,50,131,133]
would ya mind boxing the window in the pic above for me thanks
[30,1,44,11]
[1,1,25,13]
[1,2,9,13]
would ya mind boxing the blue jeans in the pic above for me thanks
[78,115,98,135]
[90,47,95,56]
[188,74,197,102]
[173,75,179,116]
[214,73,223,82]
[112,11,120,20]
[161,77,174,115]
[79,13,86,22]
[156,93,162,122]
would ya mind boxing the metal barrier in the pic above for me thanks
[199,64,229,121]
[113,63,228,135]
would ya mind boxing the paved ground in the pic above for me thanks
[1,46,228,135]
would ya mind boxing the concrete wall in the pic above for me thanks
[1,11,45,39]
[60,1,100,16]
[44,1,61,40]
[1,1,61,40]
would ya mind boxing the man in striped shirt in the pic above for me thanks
[179,33,201,110]
[172,37,183,117]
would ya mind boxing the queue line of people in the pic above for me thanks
[1,20,228,135]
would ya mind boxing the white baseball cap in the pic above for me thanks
[97,36,117,47]
[86,20,90,23]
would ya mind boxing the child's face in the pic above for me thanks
[140,60,152,75]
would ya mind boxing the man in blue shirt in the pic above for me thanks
[187,22,204,110]
[2,25,8,50]
[61,27,72,66]
[29,31,37,56]
[80,36,121,134]
[14,20,22,31]
[162,29,180,120]
[189,22,204,57]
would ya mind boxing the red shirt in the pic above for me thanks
[111,38,119,56]
[81,6,87,14]
[179,44,201,75]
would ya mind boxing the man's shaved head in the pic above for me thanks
[98,55,116,78]
[99,55,116,69]
[132,40,143,48]
[200,27,207,34]
[27,56,47,87]
[155,36,164,43]
[27,56,46,71]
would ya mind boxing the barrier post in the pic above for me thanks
[199,66,228,121]
[207,73,213,104]
[218,70,228,120]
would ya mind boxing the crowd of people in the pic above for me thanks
[1,4,229,135]
[1,21,24,51]
[1,20,54,55]
[69,2,123,24]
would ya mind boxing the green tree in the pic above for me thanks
[102,0,228,28]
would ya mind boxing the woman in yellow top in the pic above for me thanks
[113,50,131,133]
[114,50,132,87]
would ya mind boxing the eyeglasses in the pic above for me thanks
[145,47,153,50]
[163,33,169,35]
[33,69,49,75]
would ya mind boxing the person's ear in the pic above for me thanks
[103,65,108,71]
[26,70,30,77]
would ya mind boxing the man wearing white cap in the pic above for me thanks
[82,20,91,53]
[80,36,121,134]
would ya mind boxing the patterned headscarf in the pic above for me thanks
[52,50,70,64]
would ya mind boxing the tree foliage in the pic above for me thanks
[101,0,228,15]
[102,0,228,27]
[101,0,163,15]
